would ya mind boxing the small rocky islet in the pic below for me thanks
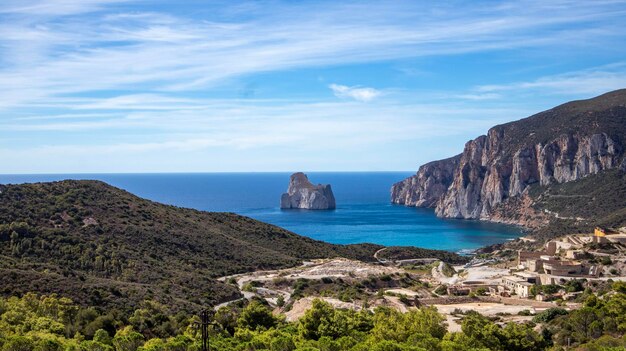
[280,172,336,210]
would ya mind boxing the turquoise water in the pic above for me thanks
[0,172,522,252]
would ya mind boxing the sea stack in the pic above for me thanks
[280,172,336,210]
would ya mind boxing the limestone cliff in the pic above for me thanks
[391,155,460,207]
[392,89,626,225]
[281,172,336,210]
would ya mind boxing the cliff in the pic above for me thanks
[391,155,460,207]
[281,172,336,210]
[392,89,626,228]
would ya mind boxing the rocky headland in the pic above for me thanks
[281,172,336,210]
[392,89,626,231]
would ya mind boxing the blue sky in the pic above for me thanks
[2,0,626,173]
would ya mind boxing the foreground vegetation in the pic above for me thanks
[1,283,625,351]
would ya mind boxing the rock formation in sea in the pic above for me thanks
[281,172,336,210]
[391,89,626,225]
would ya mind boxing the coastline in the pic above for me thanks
[1,172,522,252]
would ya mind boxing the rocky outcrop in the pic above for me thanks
[281,172,336,210]
[435,131,623,220]
[391,155,460,207]
[392,89,626,224]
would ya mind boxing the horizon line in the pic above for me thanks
[0,170,417,176]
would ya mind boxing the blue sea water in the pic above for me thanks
[0,172,522,252]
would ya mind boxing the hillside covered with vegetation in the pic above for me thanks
[0,180,466,312]
[492,89,626,156]
[529,169,626,239]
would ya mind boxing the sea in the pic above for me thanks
[0,172,522,253]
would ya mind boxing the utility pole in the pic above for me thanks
[196,308,222,351]
[200,309,210,351]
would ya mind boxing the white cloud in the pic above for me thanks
[0,93,540,172]
[329,84,382,102]
[455,93,502,101]
[1,1,626,172]
[2,97,525,133]
[475,63,626,96]
[0,0,128,16]
[0,1,625,109]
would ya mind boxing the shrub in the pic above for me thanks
[276,295,285,308]
[237,301,277,331]
[434,285,448,295]
[379,275,392,282]
[532,307,568,323]
[321,277,333,284]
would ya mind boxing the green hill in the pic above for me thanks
[529,169,626,238]
[0,180,464,312]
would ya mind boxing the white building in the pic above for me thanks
[501,276,535,298]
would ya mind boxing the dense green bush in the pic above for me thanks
[532,308,568,323]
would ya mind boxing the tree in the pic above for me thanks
[276,295,285,308]
[1,336,34,351]
[564,279,584,293]
[128,301,174,338]
[298,299,334,340]
[79,340,113,351]
[93,329,112,345]
[532,307,568,323]
[34,337,64,351]
[500,322,546,351]
[214,306,238,335]
[298,299,349,340]
[112,326,144,351]
[613,281,626,294]
[370,306,446,343]
[460,312,504,350]
[268,333,296,351]
[237,301,277,331]
[163,335,192,351]
[539,284,560,295]
[137,338,165,351]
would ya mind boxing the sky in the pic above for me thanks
[1,0,626,173]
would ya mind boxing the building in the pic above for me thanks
[447,286,470,296]
[606,234,626,244]
[501,276,535,298]
[542,259,583,276]
[512,271,539,284]
[518,251,545,268]
[594,227,619,243]
[518,251,589,277]
[565,250,585,259]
